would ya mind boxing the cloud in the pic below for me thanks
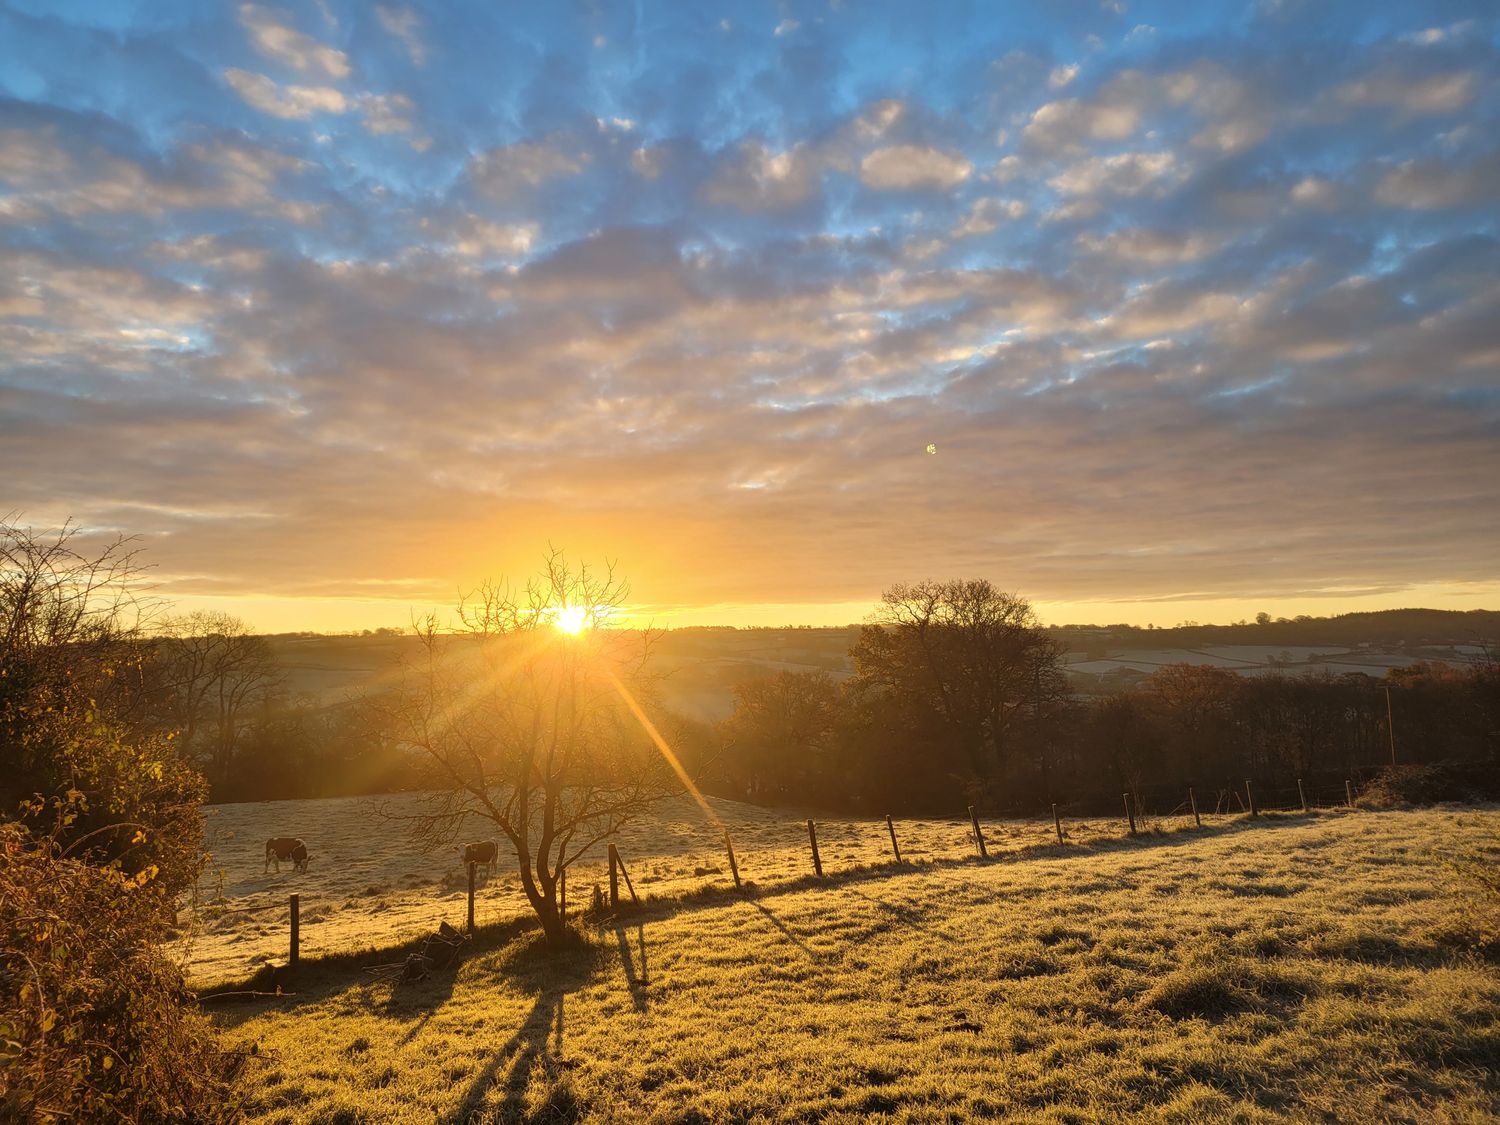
[375,5,427,66]
[1288,175,1344,209]
[703,140,824,210]
[1098,284,1244,339]
[1336,69,1478,115]
[1025,62,1273,158]
[853,99,906,140]
[467,139,590,199]
[224,68,348,118]
[630,146,666,180]
[1024,97,1140,149]
[239,4,350,78]
[359,92,416,135]
[1376,154,1500,209]
[0,124,316,223]
[988,154,1024,183]
[422,214,538,258]
[1075,228,1222,264]
[1398,20,1475,46]
[952,197,1027,237]
[1049,151,1181,196]
[3,2,1498,621]
[0,248,212,338]
[860,145,972,191]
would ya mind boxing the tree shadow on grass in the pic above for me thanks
[747,899,823,962]
[446,934,599,1124]
[842,887,944,938]
[604,809,1344,932]
[613,922,649,1011]
[390,965,460,1044]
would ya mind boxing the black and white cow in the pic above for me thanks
[460,839,499,878]
[264,837,311,874]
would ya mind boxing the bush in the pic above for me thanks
[1444,834,1500,961]
[0,519,241,1119]
[1142,956,1317,1021]
[1355,762,1500,809]
[0,824,244,1122]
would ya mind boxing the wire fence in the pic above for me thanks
[185,774,1372,983]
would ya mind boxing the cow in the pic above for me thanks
[264,837,311,874]
[460,839,499,878]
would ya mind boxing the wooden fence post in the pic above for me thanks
[723,828,742,889]
[1345,779,1355,808]
[1189,787,1201,828]
[1297,778,1309,813]
[886,815,901,863]
[615,850,640,906]
[968,806,988,858]
[608,843,620,910]
[806,819,823,877]
[1124,793,1137,836]
[1052,803,1064,845]
[289,893,299,968]
[466,861,476,934]
[1245,779,1258,817]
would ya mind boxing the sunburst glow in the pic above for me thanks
[552,605,589,634]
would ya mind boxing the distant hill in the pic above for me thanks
[256,609,1495,717]
[1046,609,1500,657]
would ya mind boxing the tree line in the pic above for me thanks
[695,580,1500,816]
[104,573,1500,814]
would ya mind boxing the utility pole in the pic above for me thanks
[1034,661,1049,795]
[1383,684,1397,766]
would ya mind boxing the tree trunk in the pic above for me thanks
[511,840,570,949]
[537,897,567,947]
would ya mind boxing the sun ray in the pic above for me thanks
[602,665,726,833]
[416,626,550,747]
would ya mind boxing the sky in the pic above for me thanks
[1,0,1498,632]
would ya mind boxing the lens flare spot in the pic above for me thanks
[552,605,589,634]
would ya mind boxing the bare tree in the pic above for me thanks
[1,516,150,670]
[0,517,172,730]
[850,578,1063,787]
[0,517,206,892]
[389,551,679,948]
[155,611,283,791]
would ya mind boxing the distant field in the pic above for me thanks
[263,630,856,723]
[261,627,1485,721]
[210,808,1499,1122]
[183,793,1138,984]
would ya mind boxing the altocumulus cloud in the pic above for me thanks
[0,0,1497,623]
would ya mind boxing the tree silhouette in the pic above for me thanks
[390,550,677,948]
[849,579,1064,799]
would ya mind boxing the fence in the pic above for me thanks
[208,773,1373,978]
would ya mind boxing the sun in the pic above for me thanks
[552,605,589,635]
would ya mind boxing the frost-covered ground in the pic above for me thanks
[180,792,1140,984]
[216,808,1500,1122]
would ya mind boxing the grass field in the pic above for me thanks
[210,807,1500,1122]
[185,793,1157,985]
